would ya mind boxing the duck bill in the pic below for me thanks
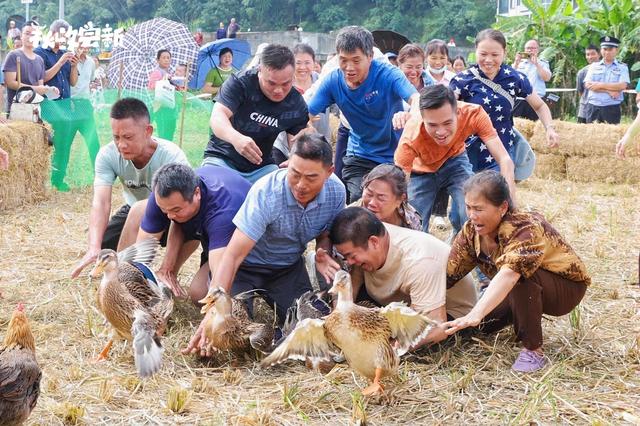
[89,261,105,279]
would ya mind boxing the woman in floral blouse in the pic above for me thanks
[444,171,589,373]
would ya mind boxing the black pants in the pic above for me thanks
[232,257,313,324]
[101,205,131,250]
[342,156,382,203]
[334,123,350,181]
[432,188,449,217]
[585,104,621,124]
[513,99,538,121]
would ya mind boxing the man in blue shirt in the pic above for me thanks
[34,19,80,191]
[137,163,251,302]
[307,26,418,202]
[512,39,552,121]
[183,134,346,357]
[584,36,630,124]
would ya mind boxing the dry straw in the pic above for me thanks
[566,157,640,184]
[534,153,567,180]
[0,121,51,211]
[528,120,632,157]
[0,178,638,424]
[513,117,536,141]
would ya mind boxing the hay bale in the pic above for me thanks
[513,117,536,141]
[566,157,640,184]
[529,120,632,156]
[533,153,567,180]
[0,121,51,211]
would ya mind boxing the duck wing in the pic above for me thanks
[118,263,158,306]
[261,318,335,368]
[379,302,438,355]
[117,238,160,265]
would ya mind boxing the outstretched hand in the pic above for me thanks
[157,268,187,298]
[442,313,483,336]
[71,248,101,279]
[182,312,215,357]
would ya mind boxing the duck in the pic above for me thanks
[89,238,174,378]
[262,270,436,395]
[277,290,332,345]
[199,287,274,355]
[0,303,41,426]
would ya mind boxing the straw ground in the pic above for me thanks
[0,176,639,425]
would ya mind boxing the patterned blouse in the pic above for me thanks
[448,64,533,172]
[447,211,591,288]
[350,199,422,231]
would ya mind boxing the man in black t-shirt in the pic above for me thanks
[203,44,309,183]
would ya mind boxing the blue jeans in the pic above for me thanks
[202,156,278,185]
[408,152,473,234]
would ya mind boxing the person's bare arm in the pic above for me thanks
[483,135,516,203]
[211,229,257,293]
[412,305,448,347]
[315,232,341,284]
[209,102,262,165]
[443,267,521,335]
[585,81,628,92]
[616,110,640,159]
[4,71,48,94]
[146,222,187,298]
[71,186,112,278]
[526,93,559,147]
[201,82,220,95]
[69,55,79,87]
[43,52,75,83]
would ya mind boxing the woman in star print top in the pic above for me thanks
[449,29,559,172]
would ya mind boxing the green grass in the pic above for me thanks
[62,90,213,188]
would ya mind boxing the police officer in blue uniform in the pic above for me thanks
[584,36,630,124]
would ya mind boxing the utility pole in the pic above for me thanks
[59,0,65,19]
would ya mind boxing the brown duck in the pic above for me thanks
[262,270,435,395]
[0,303,41,426]
[199,287,274,355]
[89,238,174,378]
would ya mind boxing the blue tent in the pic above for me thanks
[189,38,252,89]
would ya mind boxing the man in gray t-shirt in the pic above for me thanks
[71,98,190,279]
[576,45,601,124]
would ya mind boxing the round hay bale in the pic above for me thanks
[565,156,640,184]
[529,120,632,157]
[513,117,536,141]
[0,121,51,211]
[533,153,566,180]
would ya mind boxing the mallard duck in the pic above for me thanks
[277,290,332,344]
[199,287,274,355]
[0,303,41,426]
[89,238,174,378]
[262,270,436,395]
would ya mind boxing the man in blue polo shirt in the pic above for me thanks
[307,26,418,202]
[183,134,345,357]
[584,35,630,124]
[137,163,251,302]
[34,19,80,191]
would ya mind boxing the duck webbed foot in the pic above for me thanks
[361,368,385,396]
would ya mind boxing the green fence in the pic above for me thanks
[46,89,213,189]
